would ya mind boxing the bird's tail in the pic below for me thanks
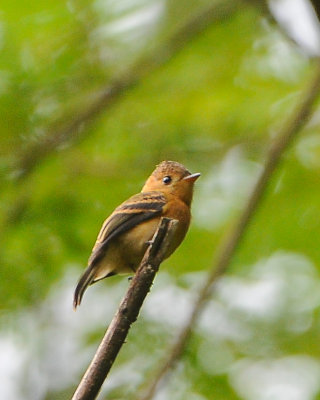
[73,267,96,310]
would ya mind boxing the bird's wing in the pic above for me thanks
[88,191,166,267]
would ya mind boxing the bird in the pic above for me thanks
[73,160,200,309]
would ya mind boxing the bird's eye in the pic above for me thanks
[162,176,172,185]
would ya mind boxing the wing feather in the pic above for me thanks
[74,191,166,308]
[88,191,166,267]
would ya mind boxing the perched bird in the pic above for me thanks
[73,161,200,309]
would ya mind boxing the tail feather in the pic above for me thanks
[73,267,96,310]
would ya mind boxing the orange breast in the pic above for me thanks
[162,196,191,258]
[95,195,191,276]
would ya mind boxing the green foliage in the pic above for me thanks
[1,1,320,399]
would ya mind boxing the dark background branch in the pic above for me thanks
[309,0,320,22]
[138,60,320,400]
[14,0,250,182]
[3,0,265,234]
[2,0,273,238]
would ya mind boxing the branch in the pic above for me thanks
[14,0,246,182]
[306,0,320,24]
[3,0,270,232]
[71,217,178,400]
[138,60,320,400]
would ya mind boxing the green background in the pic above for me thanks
[1,1,320,399]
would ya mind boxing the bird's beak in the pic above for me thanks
[183,173,201,182]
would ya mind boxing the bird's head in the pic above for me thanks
[142,161,200,205]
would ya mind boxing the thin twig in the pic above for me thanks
[71,217,178,400]
[138,60,320,400]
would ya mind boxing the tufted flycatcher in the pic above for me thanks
[73,161,200,309]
